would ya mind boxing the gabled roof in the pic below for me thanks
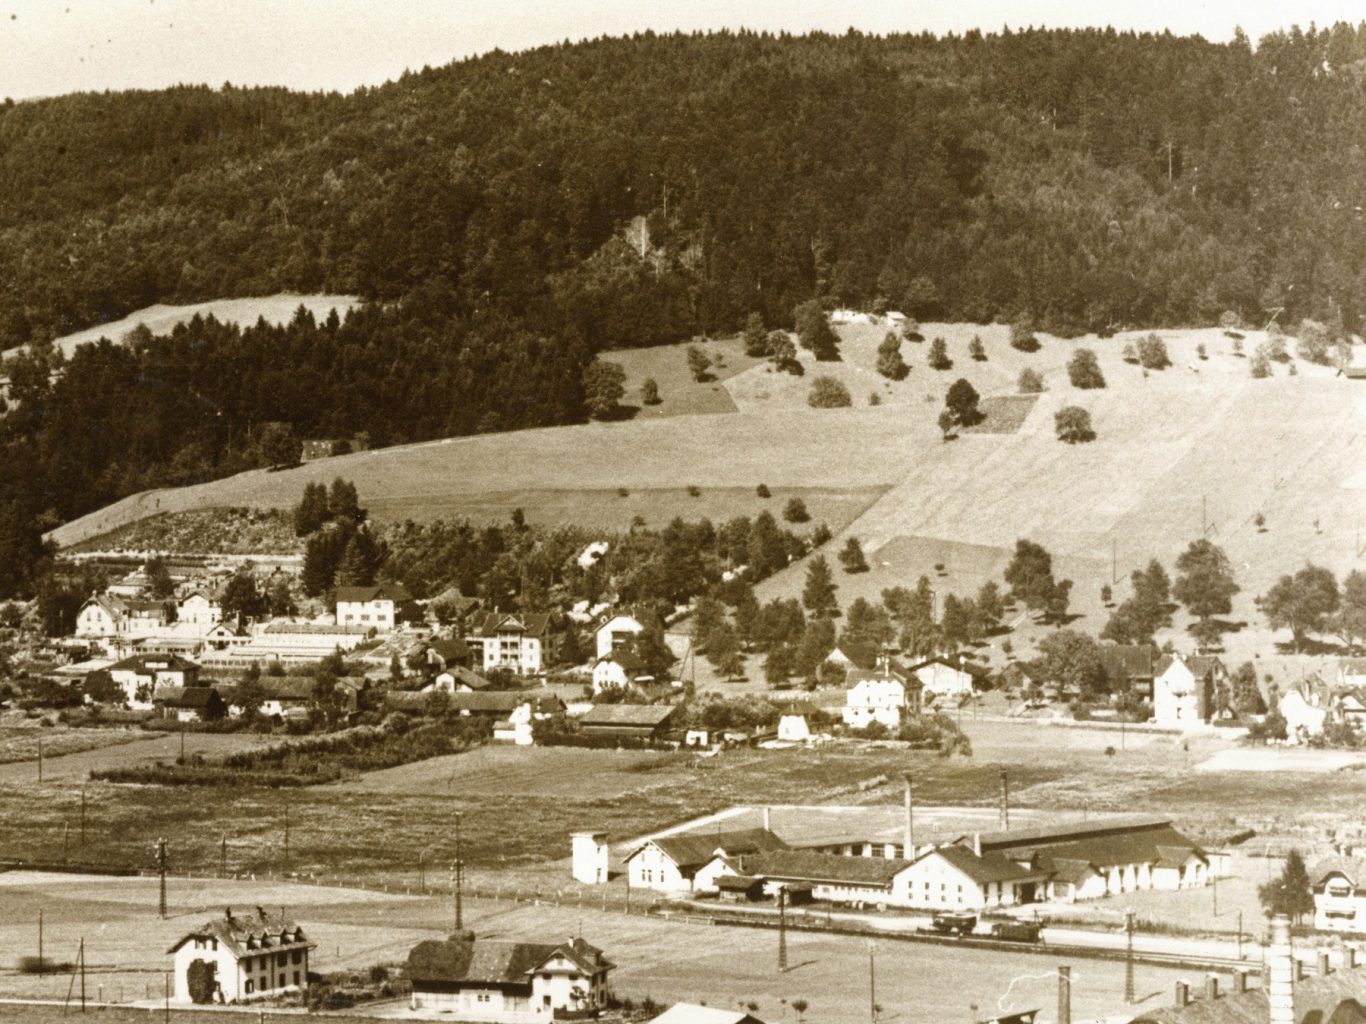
[440,665,491,690]
[830,638,882,670]
[596,649,647,673]
[921,844,1042,885]
[408,936,612,987]
[1098,643,1157,680]
[430,637,472,663]
[634,828,787,872]
[846,667,909,687]
[906,655,991,678]
[167,907,313,958]
[335,584,412,604]
[472,611,550,638]
[963,816,1205,874]
[580,703,677,727]
[1155,654,1224,680]
[155,686,221,710]
[745,849,909,887]
[650,1005,767,1024]
[1312,857,1366,889]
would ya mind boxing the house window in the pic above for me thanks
[293,971,300,986]
[277,953,287,966]
[245,981,254,994]
[292,951,302,964]
[477,993,491,1003]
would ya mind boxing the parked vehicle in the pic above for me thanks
[990,919,1043,944]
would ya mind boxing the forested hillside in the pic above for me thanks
[4,25,1366,595]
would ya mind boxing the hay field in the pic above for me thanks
[52,324,1366,660]
[4,294,360,361]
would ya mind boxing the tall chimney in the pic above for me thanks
[1057,965,1071,1024]
[1268,915,1295,1024]
[1317,951,1331,977]
[903,775,914,858]
[999,769,1010,830]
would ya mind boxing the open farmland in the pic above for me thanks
[0,873,1196,1024]
[3,294,360,362]
[49,324,1366,667]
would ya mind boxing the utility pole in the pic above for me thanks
[63,823,69,863]
[868,942,877,1024]
[221,835,227,878]
[79,937,86,1012]
[454,810,464,930]
[1124,909,1136,1004]
[38,908,43,967]
[777,887,788,971]
[80,786,86,847]
[156,838,168,919]
[1212,873,1218,917]
[999,769,1010,830]
[37,736,42,782]
[164,972,170,1024]
[1237,911,1243,959]
[180,722,186,763]
[1057,965,1071,1024]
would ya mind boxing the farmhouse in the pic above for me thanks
[406,935,613,1020]
[591,650,653,694]
[578,703,678,741]
[907,655,987,702]
[421,666,492,693]
[1153,654,1224,726]
[76,594,170,642]
[843,657,918,730]
[177,591,223,628]
[255,677,363,720]
[1280,682,1332,743]
[1312,857,1366,932]
[154,685,226,723]
[595,613,644,659]
[627,828,787,893]
[108,653,200,709]
[167,906,313,1004]
[1098,643,1158,700]
[469,612,551,675]
[427,636,474,671]
[825,639,881,672]
[335,584,411,632]
[777,714,811,743]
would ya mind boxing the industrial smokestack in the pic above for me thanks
[1057,965,1071,1024]
[1268,915,1295,1024]
[903,775,913,858]
[999,769,1009,830]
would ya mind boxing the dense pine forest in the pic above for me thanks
[4,25,1366,594]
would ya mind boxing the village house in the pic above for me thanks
[167,906,314,1005]
[107,653,200,709]
[154,685,226,723]
[577,703,678,742]
[426,636,474,672]
[1312,857,1366,932]
[897,843,1046,911]
[591,649,654,694]
[1098,643,1158,701]
[906,655,987,703]
[626,828,787,893]
[76,594,171,643]
[177,591,222,629]
[842,656,918,730]
[824,638,881,673]
[776,714,811,743]
[420,665,492,693]
[334,583,411,633]
[253,677,363,721]
[468,612,551,676]
[1153,654,1225,726]
[649,1004,769,1024]
[1338,658,1366,691]
[594,613,644,660]
[406,935,613,1020]
[1280,679,1333,743]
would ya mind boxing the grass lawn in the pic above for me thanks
[0,725,146,766]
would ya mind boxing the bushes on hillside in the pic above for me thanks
[1055,406,1096,444]
[807,376,852,408]
[1136,334,1171,370]
[1018,368,1045,394]
[1067,348,1106,389]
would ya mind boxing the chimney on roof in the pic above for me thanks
[973,833,981,856]
[1233,968,1250,994]
[763,806,771,831]
[1349,947,1361,970]
[1174,980,1190,1007]
[1295,959,1307,982]
[1205,974,1219,1000]
[1318,951,1332,977]
[255,905,266,920]
[225,906,233,922]
[1268,915,1295,1024]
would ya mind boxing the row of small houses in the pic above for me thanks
[610,815,1221,912]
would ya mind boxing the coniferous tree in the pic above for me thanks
[802,556,838,617]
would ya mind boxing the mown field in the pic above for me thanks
[0,724,146,766]
[49,324,1366,672]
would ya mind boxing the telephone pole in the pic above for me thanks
[777,887,788,971]
[1124,909,1136,1003]
[868,942,877,1024]
[454,811,464,930]
[221,835,228,878]
[155,838,168,919]
[37,736,42,782]
[283,805,290,874]
[38,908,43,966]
[79,937,86,1012]
[80,786,87,847]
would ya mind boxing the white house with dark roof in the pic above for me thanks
[76,594,171,642]
[407,935,613,1020]
[906,655,987,702]
[626,828,787,893]
[592,649,653,693]
[335,584,411,632]
[108,653,200,709]
[1312,857,1366,932]
[469,612,551,675]
[167,906,314,1004]
[594,614,644,660]
[1153,654,1224,726]
[842,657,918,730]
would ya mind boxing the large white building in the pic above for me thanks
[468,612,551,676]
[167,907,313,1004]
[625,828,787,893]
[407,936,613,1021]
[842,661,917,730]
[334,584,410,633]
[107,653,200,709]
